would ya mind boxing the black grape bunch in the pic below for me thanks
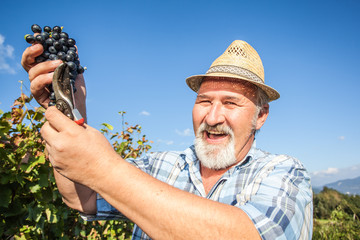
[24,24,85,106]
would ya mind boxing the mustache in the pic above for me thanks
[196,123,234,137]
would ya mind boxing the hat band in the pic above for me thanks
[206,65,264,84]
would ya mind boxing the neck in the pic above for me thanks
[200,136,254,195]
[234,134,255,165]
[200,165,228,195]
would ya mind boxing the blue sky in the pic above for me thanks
[1,0,359,186]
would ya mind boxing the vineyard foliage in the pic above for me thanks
[312,187,360,240]
[0,90,151,239]
[1,90,360,239]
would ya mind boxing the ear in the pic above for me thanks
[255,104,269,130]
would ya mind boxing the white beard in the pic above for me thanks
[194,123,236,170]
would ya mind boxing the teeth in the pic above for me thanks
[207,131,226,135]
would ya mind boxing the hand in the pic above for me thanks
[41,107,117,187]
[21,44,87,115]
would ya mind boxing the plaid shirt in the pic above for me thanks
[82,141,313,240]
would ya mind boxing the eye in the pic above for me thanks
[225,101,237,106]
[196,97,211,105]
[199,100,211,105]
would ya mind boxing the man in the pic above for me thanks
[21,40,313,239]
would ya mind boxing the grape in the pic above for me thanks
[25,34,35,44]
[67,38,76,47]
[68,46,76,52]
[42,51,51,59]
[35,56,46,63]
[45,37,55,46]
[53,26,62,33]
[35,34,45,43]
[53,41,62,50]
[24,24,86,107]
[67,50,76,58]
[52,32,60,40]
[65,54,74,62]
[48,46,57,54]
[49,54,58,60]
[60,32,69,39]
[57,51,66,61]
[41,32,50,40]
[31,24,42,33]
[59,38,67,46]
[77,65,85,74]
[44,26,52,33]
[67,61,77,71]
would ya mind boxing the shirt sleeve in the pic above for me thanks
[81,155,152,221]
[235,155,313,240]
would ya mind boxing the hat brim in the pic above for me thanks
[186,72,280,102]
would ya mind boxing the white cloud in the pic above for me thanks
[0,35,4,45]
[323,167,339,175]
[0,34,17,74]
[139,110,150,116]
[311,164,360,186]
[312,167,339,176]
[175,128,192,137]
[351,165,359,171]
[338,136,345,141]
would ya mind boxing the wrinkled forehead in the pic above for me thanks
[198,77,258,99]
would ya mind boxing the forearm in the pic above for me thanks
[51,75,90,212]
[92,157,260,240]
[53,169,96,214]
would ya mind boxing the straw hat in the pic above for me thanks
[186,40,280,101]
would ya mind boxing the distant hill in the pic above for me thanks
[312,186,322,194]
[319,176,360,195]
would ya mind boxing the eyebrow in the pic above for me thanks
[196,94,243,102]
[223,96,242,101]
[196,94,210,99]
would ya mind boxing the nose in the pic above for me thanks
[205,103,225,126]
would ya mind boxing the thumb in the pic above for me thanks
[45,106,80,132]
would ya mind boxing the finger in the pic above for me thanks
[40,121,59,144]
[28,60,62,82]
[74,44,79,54]
[44,142,50,159]
[45,106,81,132]
[21,44,44,72]
[30,71,53,93]
[29,71,55,108]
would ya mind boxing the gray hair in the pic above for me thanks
[255,86,269,114]
[253,86,269,134]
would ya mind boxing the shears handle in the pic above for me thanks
[72,108,85,126]
[52,63,84,126]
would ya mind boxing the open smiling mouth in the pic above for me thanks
[204,130,229,144]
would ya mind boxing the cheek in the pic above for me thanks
[228,109,256,131]
[192,105,206,134]
[192,107,200,133]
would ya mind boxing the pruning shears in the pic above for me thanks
[52,63,84,125]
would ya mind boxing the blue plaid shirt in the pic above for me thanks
[82,141,313,239]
